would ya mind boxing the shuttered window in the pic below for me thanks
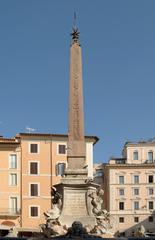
[30,206,38,217]
[58,145,66,154]
[30,162,38,174]
[30,184,38,196]
[56,163,66,176]
[30,144,38,153]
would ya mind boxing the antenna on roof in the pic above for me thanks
[25,126,36,133]
[73,12,77,28]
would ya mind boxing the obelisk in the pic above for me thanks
[58,27,97,227]
[65,28,87,176]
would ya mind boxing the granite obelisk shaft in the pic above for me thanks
[67,31,86,171]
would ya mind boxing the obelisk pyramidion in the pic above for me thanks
[65,27,87,176]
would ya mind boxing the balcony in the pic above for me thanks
[0,208,21,216]
[144,160,155,164]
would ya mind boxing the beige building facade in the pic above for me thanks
[0,133,98,235]
[103,140,155,237]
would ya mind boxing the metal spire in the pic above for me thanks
[71,12,80,45]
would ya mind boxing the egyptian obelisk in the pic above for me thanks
[58,26,97,227]
[65,27,87,176]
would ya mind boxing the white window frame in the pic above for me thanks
[118,188,125,196]
[119,176,124,184]
[119,217,124,223]
[133,150,138,160]
[119,201,125,210]
[57,143,67,155]
[29,142,40,154]
[148,151,153,162]
[28,161,40,175]
[9,196,19,213]
[29,182,40,197]
[133,201,139,210]
[148,188,154,195]
[134,216,139,223]
[29,205,40,218]
[148,174,154,183]
[56,161,66,176]
[133,188,139,196]
[9,173,18,186]
[9,154,17,169]
[133,175,139,184]
[148,201,154,210]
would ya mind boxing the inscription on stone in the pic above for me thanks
[73,51,80,140]
[63,190,87,216]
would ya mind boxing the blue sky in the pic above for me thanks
[0,1,155,163]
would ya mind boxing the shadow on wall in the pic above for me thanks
[114,210,155,238]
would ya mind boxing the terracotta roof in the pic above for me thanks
[0,137,20,144]
[16,133,99,145]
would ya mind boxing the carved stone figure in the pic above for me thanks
[89,188,113,235]
[44,187,62,221]
[134,225,146,237]
[40,187,66,238]
[66,221,88,238]
[5,227,18,237]
[89,188,105,216]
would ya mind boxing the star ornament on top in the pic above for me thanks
[71,28,80,43]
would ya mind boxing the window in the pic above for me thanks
[30,144,38,153]
[133,188,139,195]
[148,151,153,162]
[30,206,39,217]
[95,169,103,177]
[133,151,138,160]
[56,163,66,176]
[9,154,17,169]
[116,159,125,164]
[30,162,38,175]
[10,197,17,213]
[119,217,124,223]
[119,202,124,210]
[148,188,154,195]
[148,216,153,222]
[134,201,139,210]
[30,184,38,196]
[148,175,154,183]
[9,174,17,186]
[119,189,125,196]
[134,217,139,223]
[149,201,154,210]
[119,176,124,184]
[134,175,139,184]
[58,145,66,154]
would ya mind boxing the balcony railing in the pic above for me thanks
[0,208,21,216]
[145,159,155,164]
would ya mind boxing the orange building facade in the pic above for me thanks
[0,133,98,235]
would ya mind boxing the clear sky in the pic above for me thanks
[0,0,155,163]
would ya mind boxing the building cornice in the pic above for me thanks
[15,133,99,145]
